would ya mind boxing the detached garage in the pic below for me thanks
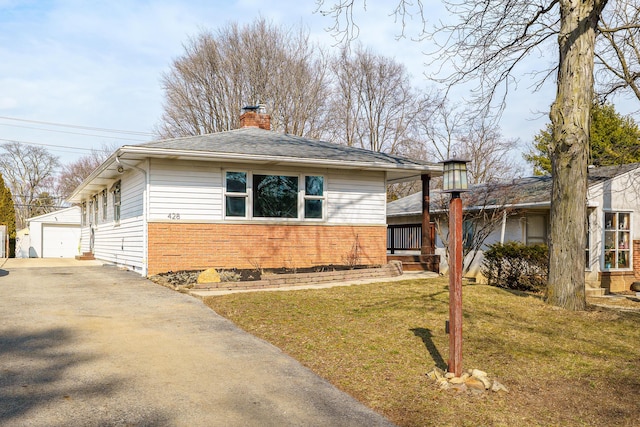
[27,207,81,258]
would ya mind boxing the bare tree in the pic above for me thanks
[413,100,522,183]
[388,98,521,201]
[457,119,522,184]
[156,18,330,139]
[411,97,464,162]
[0,142,60,229]
[324,45,427,154]
[316,0,623,310]
[596,4,640,102]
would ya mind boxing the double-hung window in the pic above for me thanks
[81,202,87,227]
[604,212,631,269]
[225,172,248,217]
[525,214,548,245]
[304,176,324,219]
[112,181,121,223]
[93,195,99,225]
[102,190,108,221]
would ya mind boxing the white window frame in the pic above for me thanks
[303,175,325,221]
[603,211,632,271]
[93,195,99,225]
[112,180,121,225]
[224,170,249,219]
[81,202,87,227]
[223,170,326,221]
[102,190,108,222]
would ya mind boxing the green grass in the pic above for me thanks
[203,277,640,427]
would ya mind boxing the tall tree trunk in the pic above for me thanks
[548,0,607,310]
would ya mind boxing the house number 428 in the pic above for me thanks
[167,213,181,220]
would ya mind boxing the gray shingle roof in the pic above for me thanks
[134,127,437,168]
[387,163,640,217]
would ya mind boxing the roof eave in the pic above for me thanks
[120,145,443,174]
[67,146,442,203]
[66,149,123,204]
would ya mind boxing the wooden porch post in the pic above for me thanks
[421,174,433,254]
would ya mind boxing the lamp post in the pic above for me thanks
[441,158,469,377]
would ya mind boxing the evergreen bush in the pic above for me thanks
[481,241,548,292]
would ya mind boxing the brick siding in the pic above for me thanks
[147,222,386,275]
[597,238,640,292]
[634,240,640,280]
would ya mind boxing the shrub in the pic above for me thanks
[481,241,548,292]
[219,270,241,282]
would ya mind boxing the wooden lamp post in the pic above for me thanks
[441,158,469,377]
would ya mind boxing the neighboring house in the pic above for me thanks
[387,163,640,293]
[67,107,442,276]
[25,206,81,258]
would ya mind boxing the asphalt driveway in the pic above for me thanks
[0,259,395,427]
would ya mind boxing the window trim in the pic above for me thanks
[112,180,121,224]
[93,195,99,225]
[303,175,325,220]
[223,170,326,221]
[603,210,632,271]
[102,190,108,222]
[585,210,592,271]
[252,173,299,219]
[524,214,548,245]
[224,170,249,219]
[81,202,87,227]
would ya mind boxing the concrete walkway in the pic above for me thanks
[0,261,396,427]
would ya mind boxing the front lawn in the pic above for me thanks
[202,277,640,427]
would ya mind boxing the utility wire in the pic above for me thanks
[0,137,112,152]
[0,123,148,142]
[0,115,154,136]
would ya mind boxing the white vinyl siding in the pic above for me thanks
[326,171,386,224]
[92,217,145,271]
[148,158,222,220]
[80,168,146,272]
[147,161,386,225]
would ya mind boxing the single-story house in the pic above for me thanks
[67,107,442,276]
[22,206,81,258]
[387,163,640,293]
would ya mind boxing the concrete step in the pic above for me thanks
[402,262,434,272]
[387,254,440,273]
[586,287,606,297]
[387,255,422,262]
[75,252,95,261]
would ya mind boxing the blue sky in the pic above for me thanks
[0,0,612,171]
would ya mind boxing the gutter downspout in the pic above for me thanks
[116,156,149,276]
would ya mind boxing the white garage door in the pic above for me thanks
[42,225,81,258]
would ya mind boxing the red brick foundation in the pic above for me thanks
[634,240,640,280]
[147,222,387,275]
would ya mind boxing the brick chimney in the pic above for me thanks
[239,104,270,130]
